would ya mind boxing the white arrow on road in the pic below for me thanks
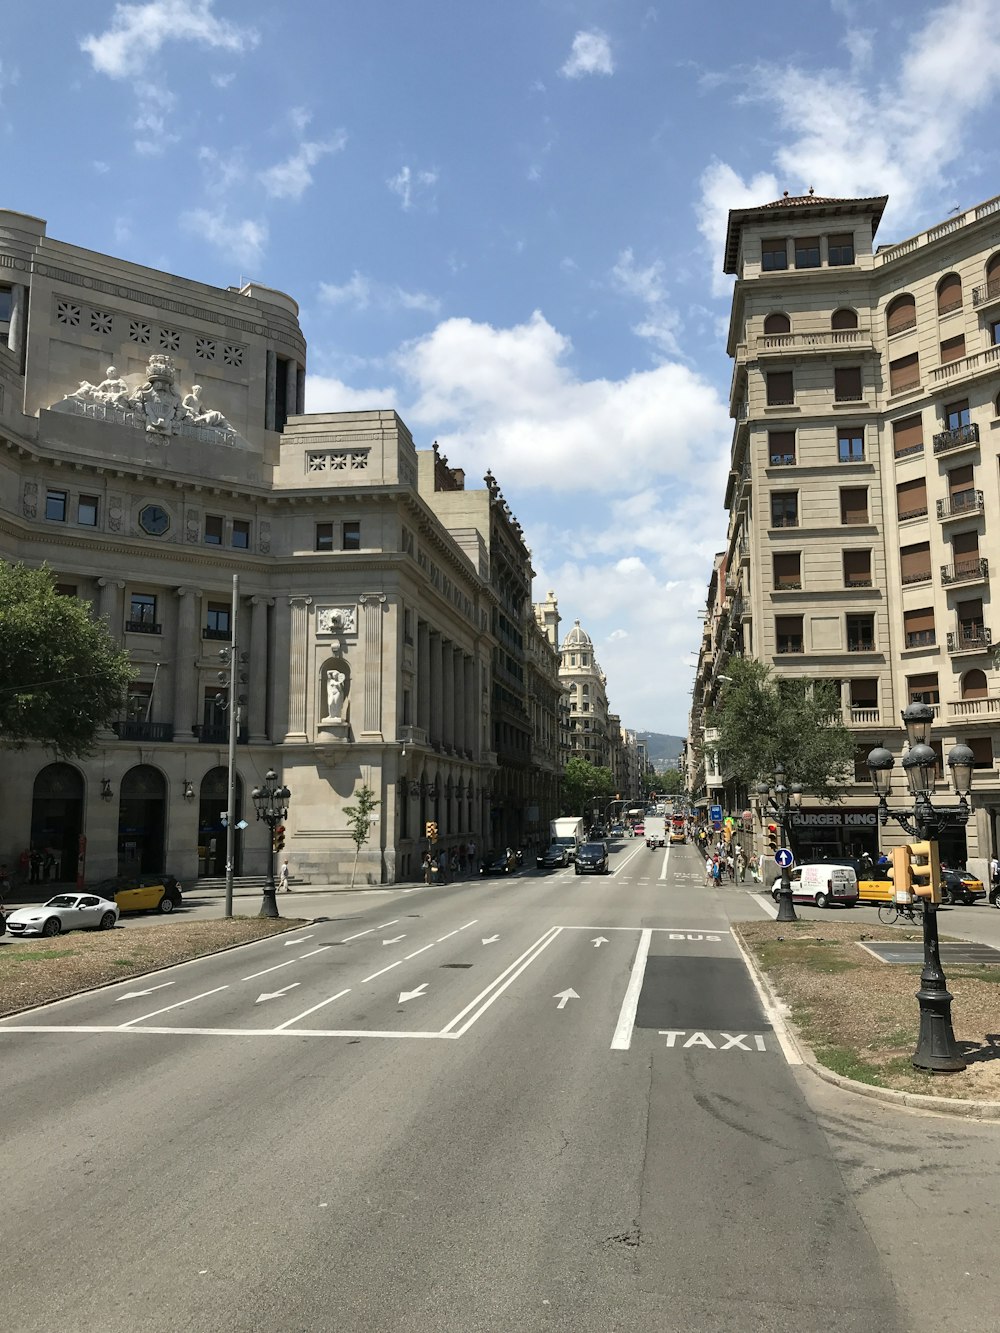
[255,982,301,1004]
[398,983,428,1003]
[114,982,173,1002]
[284,934,313,946]
[481,934,500,944]
[591,936,609,948]
[554,988,580,1009]
[382,935,406,945]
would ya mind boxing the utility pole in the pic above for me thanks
[222,574,240,919]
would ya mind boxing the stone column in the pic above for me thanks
[7,284,26,358]
[96,577,125,635]
[441,642,455,751]
[296,366,306,415]
[285,358,298,422]
[248,595,272,743]
[417,621,431,734]
[265,349,277,431]
[429,631,443,746]
[464,656,476,758]
[360,594,387,737]
[287,596,312,741]
[172,587,200,739]
[453,648,466,755]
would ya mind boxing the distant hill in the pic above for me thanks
[637,731,685,770]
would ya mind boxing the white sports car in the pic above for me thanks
[5,893,120,937]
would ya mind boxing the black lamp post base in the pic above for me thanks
[259,883,280,919]
[775,869,797,922]
[912,988,966,1072]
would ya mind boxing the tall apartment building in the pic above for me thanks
[0,208,560,885]
[559,619,612,766]
[691,188,1000,875]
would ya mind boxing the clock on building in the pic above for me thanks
[138,503,170,536]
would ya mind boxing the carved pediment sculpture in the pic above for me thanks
[317,606,357,635]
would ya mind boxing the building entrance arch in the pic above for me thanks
[30,763,84,885]
[118,765,167,874]
[197,767,244,877]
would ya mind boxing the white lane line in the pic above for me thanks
[273,988,352,1031]
[610,928,652,1051]
[658,844,671,882]
[458,919,478,931]
[118,986,229,1028]
[728,926,801,1065]
[440,927,563,1037]
[242,946,330,982]
[756,893,779,920]
[404,942,436,960]
[360,959,402,984]
[559,924,725,932]
[341,928,375,942]
[284,934,314,946]
[436,929,459,942]
[0,1026,457,1039]
[377,919,400,929]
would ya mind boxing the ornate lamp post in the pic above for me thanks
[251,769,291,920]
[755,763,803,922]
[867,703,974,1072]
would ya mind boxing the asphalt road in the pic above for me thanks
[4,840,999,1331]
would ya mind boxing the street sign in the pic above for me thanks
[774,847,794,868]
[710,803,723,829]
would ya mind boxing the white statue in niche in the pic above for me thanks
[325,668,349,722]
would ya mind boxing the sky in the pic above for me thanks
[4,0,1000,736]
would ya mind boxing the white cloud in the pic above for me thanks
[289,106,312,134]
[318,271,440,316]
[560,30,614,79]
[258,133,346,201]
[388,165,439,212]
[180,207,267,268]
[197,143,246,190]
[610,248,683,356]
[211,71,236,89]
[305,374,397,414]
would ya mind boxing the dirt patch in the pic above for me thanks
[735,919,1000,1100]
[0,918,306,1017]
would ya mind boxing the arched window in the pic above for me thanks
[986,253,1000,296]
[763,312,791,335]
[937,272,963,316]
[831,308,858,330]
[961,669,988,700]
[994,389,1000,418]
[886,294,917,337]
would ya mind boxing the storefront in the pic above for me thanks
[787,808,879,862]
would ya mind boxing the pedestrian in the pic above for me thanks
[422,850,433,885]
[990,853,1000,891]
[438,847,449,884]
[29,848,41,884]
[726,853,735,882]
[860,850,874,880]
[43,848,56,882]
[736,850,747,882]
[704,853,714,884]
[278,859,290,892]
[712,858,723,886]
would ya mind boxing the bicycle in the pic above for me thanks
[877,900,920,925]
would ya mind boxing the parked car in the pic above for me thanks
[5,893,119,937]
[575,841,610,875]
[96,874,183,914]
[480,848,518,877]
[536,844,569,870]
[771,863,858,909]
[941,869,986,906]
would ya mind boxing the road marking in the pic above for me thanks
[256,982,301,1004]
[756,892,779,920]
[591,936,609,948]
[440,927,563,1037]
[273,988,351,1030]
[458,919,478,931]
[377,919,400,929]
[242,946,330,982]
[284,934,314,946]
[382,935,406,945]
[610,928,652,1051]
[554,988,579,1009]
[399,983,428,1003]
[436,929,459,942]
[658,843,671,882]
[728,926,801,1065]
[341,928,375,942]
[481,934,500,944]
[659,1030,769,1052]
[404,942,436,959]
[118,985,229,1027]
[0,1025,457,1039]
[114,982,174,1002]
[666,932,723,942]
[361,960,402,984]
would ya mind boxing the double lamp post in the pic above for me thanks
[251,769,292,920]
[755,763,803,923]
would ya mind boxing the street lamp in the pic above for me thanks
[867,715,974,1074]
[251,769,291,920]
[756,768,803,922]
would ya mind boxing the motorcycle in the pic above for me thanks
[647,837,656,850]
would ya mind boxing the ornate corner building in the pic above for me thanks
[689,188,1000,879]
[0,209,563,885]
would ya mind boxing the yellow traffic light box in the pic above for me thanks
[908,838,942,904]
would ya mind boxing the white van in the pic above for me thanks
[770,862,858,909]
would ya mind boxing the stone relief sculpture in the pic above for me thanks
[317,606,357,635]
[324,668,349,723]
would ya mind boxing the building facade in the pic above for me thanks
[690,188,1000,877]
[0,209,560,885]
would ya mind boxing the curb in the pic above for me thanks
[732,924,1000,1125]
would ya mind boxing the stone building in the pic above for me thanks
[0,208,558,885]
[559,619,612,767]
[690,187,1000,876]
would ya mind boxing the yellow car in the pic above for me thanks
[856,866,984,906]
[97,875,183,914]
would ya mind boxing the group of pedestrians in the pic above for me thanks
[422,841,479,885]
[703,840,747,886]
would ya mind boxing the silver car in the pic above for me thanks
[5,893,120,937]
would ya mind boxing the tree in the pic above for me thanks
[343,784,380,888]
[707,657,857,801]
[658,767,685,796]
[561,757,614,816]
[0,562,133,757]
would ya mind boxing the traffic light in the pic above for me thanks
[766,823,778,853]
[425,821,438,843]
[272,824,286,853]
[886,845,913,903]
[908,838,942,904]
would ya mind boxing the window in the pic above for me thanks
[843,549,872,587]
[903,607,936,648]
[77,495,99,526]
[828,234,855,266]
[231,519,250,549]
[45,489,67,522]
[763,312,791,335]
[937,272,963,316]
[886,294,917,337]
[761,239,788,271]
[947,464,976,509]
[889,352,920,394]
[961,669,988,701]
[831,307,858,330]
[945,398,971,431]
[967,737,994,769]
[127,593,158,633]
[907,673,939,705]
[766,370,794,406]
[957,597,984,638]
[940,334,966,365]
[899,541,931,584]
[315,522,334,552]
[342,521,361,551]
[794,236,820,269]
[848,615,874,653]
[205,603,231,638]
[770,491,798,528]
[892,414,923,459]
[55,583,78,598]
[840,487,869,525]
[896,477,928,520]
[990,320,1000,347]
[834,367,863,402]
[951,529,981,578]
[850,679,878,708]
[768,430,795,465]
[126,682,153,721]
[838,428,864,462]
[0,285,12,322]
[404,609,414,645]
[204,514,223,546]
[773,552,801,588]
[775,615,803,653]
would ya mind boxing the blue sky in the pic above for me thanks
[4,0,1000,736]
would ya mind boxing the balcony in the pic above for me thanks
[946,625,992,654]
[901,568,932,586]
[848,707,881,726]
[202,626,231,641]
[904,630,936,649]
[972,278,1000,310]
[940,557,989,587]
[937,489,984,521]
[930,344,1000,389]
[755,329,874,358]
[933,422,979,455]
[194,723,249,744]
[847,639,876,653]
[125,619,161,635]
[948,696,1000,720]
[111,719,174,742]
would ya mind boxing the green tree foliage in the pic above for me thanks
[657,768,685,796]
[0,563,133,757]
[562,757,614,815]
[343,784,381,888]
[707,658,856,800]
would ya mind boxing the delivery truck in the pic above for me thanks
[550,817,585,861]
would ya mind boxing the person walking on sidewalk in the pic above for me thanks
[278,859,290,892]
